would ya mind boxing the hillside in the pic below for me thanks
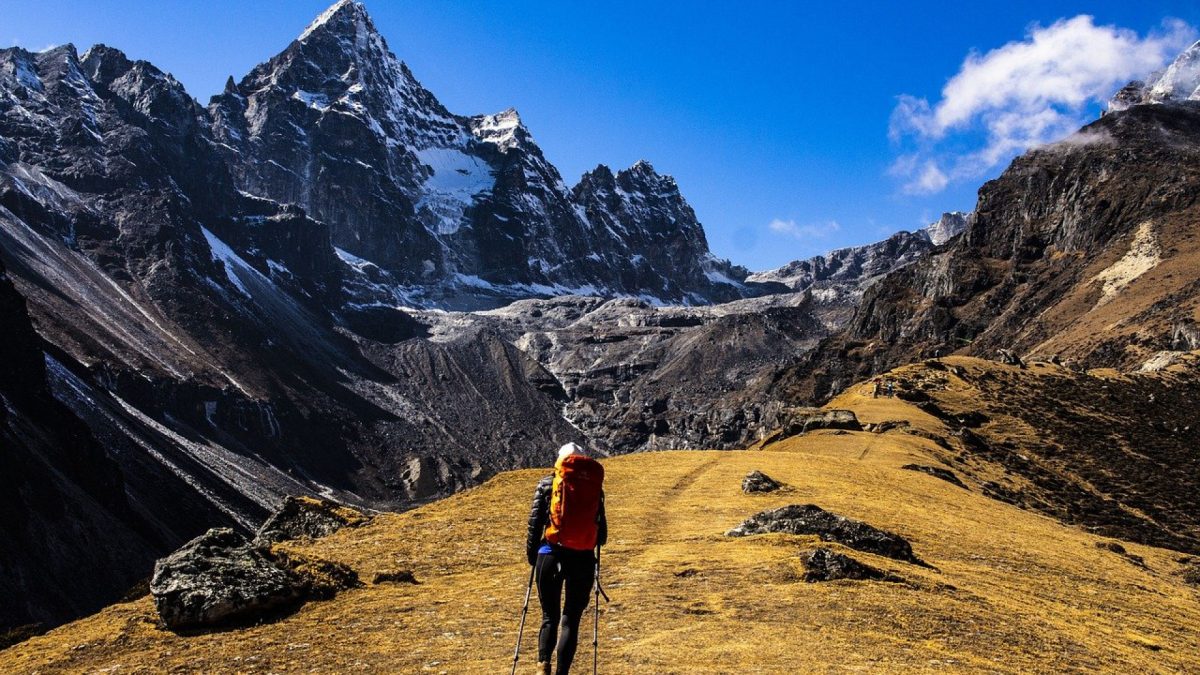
[779,101,1200,404]
[5,357,1198,672]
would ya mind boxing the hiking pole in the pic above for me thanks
[511,563,536,675]
[592,545,610,675]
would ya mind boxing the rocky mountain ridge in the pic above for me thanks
[747,212,969,293]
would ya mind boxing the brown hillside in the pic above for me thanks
[829,355,1200,555]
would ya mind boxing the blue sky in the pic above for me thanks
[4,1,1200,271]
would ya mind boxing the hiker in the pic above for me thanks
[525,442,608,675]
[871,378,881,398]
[886,380,895,398]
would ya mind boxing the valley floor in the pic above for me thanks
[4,365,1199,673]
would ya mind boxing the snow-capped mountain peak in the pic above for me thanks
[1147,40,1200,102]
[204,0,757,307]
[469,107,526,151]
[299,0,372,44]
[1109,40,1200,111]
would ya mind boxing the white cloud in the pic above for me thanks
[768,218,841,239]
[890,15,1196,194]
[889,155,949,195]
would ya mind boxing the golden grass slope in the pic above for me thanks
[5,376,1200,673]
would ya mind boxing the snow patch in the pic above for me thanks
[201,227,254,297]
[292,89,330,111]
[703,268,743,287]
[414,147,495,235]
[335,246,376,271]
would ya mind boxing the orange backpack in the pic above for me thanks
[544,454,604,551]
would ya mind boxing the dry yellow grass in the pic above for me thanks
[4,382,1199,673]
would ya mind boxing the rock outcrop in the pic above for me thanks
[726,504,924,565]
[778,408,862,436]
[150,524,360,631]
[900,464,967,489]
[255,497,370,545]
[799,548,905,583]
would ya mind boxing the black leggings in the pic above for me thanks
[536,547,595,674]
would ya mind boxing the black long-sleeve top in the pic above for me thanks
[525,474,607,564]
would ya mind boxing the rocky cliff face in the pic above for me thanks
[779,101,1200,403]
[207,0,753,307]
[0,258,166,634]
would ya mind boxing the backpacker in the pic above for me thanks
[544,454,604,551]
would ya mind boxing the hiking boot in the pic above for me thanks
[535,662,551,675]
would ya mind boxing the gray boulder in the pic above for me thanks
[742,470,784,493]
[799,548,904,583]
[151,528,305,630]
[726,504,925,565]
